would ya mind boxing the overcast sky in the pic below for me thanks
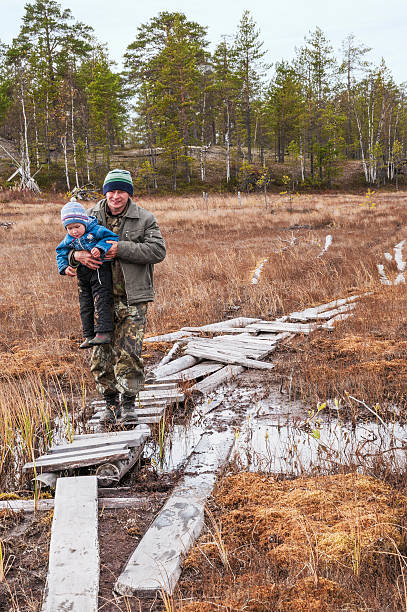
[2,0,407,83]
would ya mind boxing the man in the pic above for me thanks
[68,169,166,423]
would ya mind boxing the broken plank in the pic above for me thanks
[185,346,274,370]
[289,303,355,322]
[153,355,199,380]
[155,341,181,368]
[41,476,99,612]
[159,360,223,382]
[114,430,235,597]
[289,295,361,320]
[23,447,130,472]
[191,365,245,394]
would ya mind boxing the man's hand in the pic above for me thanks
[64,266,77,277]
[73,250,102,270]
[104,240,118,260]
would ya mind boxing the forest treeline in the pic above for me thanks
[0,0,406,192]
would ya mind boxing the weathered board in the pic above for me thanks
[180,317,261,333]
[114,430,235,597]
[159,360,223,382]
[0,497,148,512]
[289,303,355,322]
[245,320,318,334]
[289,294,360,321]
[41,476,99,612]
[185,345,274,369]
[24,446,130,472]
[191,365,246,394]
[153,355,199,380]
[185,339,271,360]
[144,330,196,343]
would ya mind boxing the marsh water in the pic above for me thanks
[145,382,407,477]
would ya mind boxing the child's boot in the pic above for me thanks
[91,332,112,345]
[79,337,94,349]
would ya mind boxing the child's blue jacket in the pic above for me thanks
[56,216,119,275]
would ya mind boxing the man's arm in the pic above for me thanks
[115,215,166,264]
[70,250,103,270]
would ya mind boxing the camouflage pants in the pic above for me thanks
[90,299,148,397]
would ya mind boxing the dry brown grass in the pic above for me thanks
[178,471,407,611]
[1,189,407,484]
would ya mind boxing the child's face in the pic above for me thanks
[66,222,86,238]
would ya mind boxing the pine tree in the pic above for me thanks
[233,10,266,162]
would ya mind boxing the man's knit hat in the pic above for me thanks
[61,200,89,229]
[103,168,133,196]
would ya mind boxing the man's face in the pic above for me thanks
[66,222,86,238]
[106,190,129,215]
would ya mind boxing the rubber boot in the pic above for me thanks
[99,393,121,425]
[119,394,136,424]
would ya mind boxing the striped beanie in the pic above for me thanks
[103,168,133,196]
[61,200,89,229]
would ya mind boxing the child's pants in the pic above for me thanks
[77,262,113,338]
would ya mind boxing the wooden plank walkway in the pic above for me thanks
[41,476,99,612]
[23,425,150,479]
[0,496,148,512]
[114,430,235,597]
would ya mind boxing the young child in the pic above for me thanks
[56,200,119,349]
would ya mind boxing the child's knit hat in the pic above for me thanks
[61,200,89,229]
[103,168,133,196]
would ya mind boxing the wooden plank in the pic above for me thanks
[30,442,129,461]
[188,338,275,360]
[191,365,246,394]
[155,341,181,368]
[41,476,99,612]
[23,447,130,472]
[159,361,223,382]
[245,320,317,334]
[73,425,150,440]
[321,312,352,329]
[289,303,355,322]
[88,414,163,427]
[289,295,360,321]
[49,429,149,454]
[153,355,199,380]
[93,406,165,418]
[180,325,254,334]
[186,340,254,359]
[114,431,235,597]
[185,345,274,370]
[212,335,279,349]
[0,497,148,512]
[144,330,196,343]
[180,317,261,333]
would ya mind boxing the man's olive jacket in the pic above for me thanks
[88,198,166,305]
